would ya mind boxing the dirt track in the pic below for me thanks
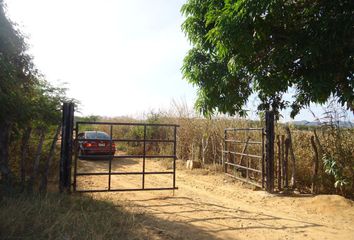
[76,158,354,240]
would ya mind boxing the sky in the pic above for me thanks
[5,0,353,122]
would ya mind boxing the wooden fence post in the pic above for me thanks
[28,128,46,191]
[277,135,282,191]
[281,135,287,188]
[265,111,275,193]
[310,136,319,194]
[40,124,61,193]
[284,138,290,188]
[285,126,296,189]
[223,129,227,173]
[20,127,32,188]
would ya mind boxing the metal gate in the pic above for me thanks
[73,121,179,192]
[222,127,265,188]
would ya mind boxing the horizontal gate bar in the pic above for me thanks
[114,155,175,159]
[224,140,262,144]
[75,187,178,193]
[74,122,179,193]
[78,138,175,143]
[222,151,262,159]
[225,128,263,131]
[113,139,175,143]
[224,162,262,173]
[77,121,179,127]
[79,155,176,159]
[225,173,262,188]
[76,171,174,176]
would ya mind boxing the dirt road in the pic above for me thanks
[76,158,354,240]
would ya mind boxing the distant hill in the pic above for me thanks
[290,120,354,128]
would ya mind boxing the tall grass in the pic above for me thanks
[5,101,353,198]
[0,192,143,239]
[87,101,353,197]
[7,125,62,190]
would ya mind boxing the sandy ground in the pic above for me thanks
[76,158,354,240]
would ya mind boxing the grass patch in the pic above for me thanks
[0,192,143,240]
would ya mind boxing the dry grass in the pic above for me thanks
[6,103,353,198]
[0,192,144,240]
[83,111,353,198]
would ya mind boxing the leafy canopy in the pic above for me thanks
[0,0,72,129]
[181,0,354,117]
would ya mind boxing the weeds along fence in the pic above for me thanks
[275,125,354,197]
[85,116,264,166]
[6,111,353,197]
[91,114,353,198]
[8,125,62,192]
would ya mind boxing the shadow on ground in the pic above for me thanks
[118,195,324,239]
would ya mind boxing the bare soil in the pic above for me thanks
[76,158,354,240]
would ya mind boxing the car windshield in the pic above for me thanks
[85,131,110,140]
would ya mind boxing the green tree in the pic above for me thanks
[181,0,354,117]
[0,0,36,181]
[0,1,71,185]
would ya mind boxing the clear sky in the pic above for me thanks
[5,0,353,122]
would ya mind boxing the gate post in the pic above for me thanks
[265,111,275,193]
[59,102,74,193]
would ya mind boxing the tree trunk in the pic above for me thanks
[0,121,13,184]
[40,125,61,193]
[20,127,32,188]
[28,129,46,191]
[285,126,296,189]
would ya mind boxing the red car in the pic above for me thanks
[76,131,115,159]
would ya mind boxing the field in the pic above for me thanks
[74,158,354,240]
[2,1,353,239]
[3,114,353,239]
[74,114,354,198]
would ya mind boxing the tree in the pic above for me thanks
[0,0,36,182]
[0,1,71,185]
[181,0,354,117]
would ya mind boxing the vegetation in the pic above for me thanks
[0,4,146,239]
[0,0,72,192]
[1,0,352,238]
[181,0,354,117]
[0,191,143,239]
[180,0,353,197]
[85,100,353,198]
